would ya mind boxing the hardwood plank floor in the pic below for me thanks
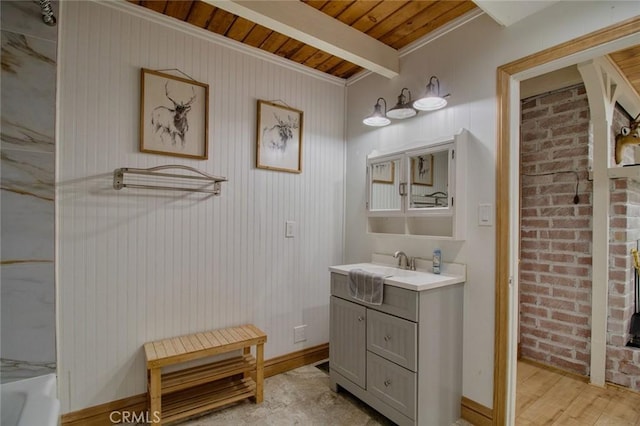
[516,359,640,425]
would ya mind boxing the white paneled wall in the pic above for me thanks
[57,1,345,413]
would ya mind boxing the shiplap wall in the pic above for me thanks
[56,1,345,412]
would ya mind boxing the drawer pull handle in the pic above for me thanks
[384,379,392,387]
[358,316,364,322]
[384,335,391,342]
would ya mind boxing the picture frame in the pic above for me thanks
[256,100,303,173]
[372,161,395,184]
[140,68,209,160]
[411,154,433,186]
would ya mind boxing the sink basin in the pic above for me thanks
[329,262,466,291]
[351,264,418,277]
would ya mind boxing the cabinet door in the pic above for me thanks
[330,296,366,388]
[367,156,403,216]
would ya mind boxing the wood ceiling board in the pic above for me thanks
[186,2,216,28]
[363,1,436,40]
[332,1,382,26]
[164,0,194,20]
[303,1,329,10]
[260,32,290,53]
[289,45,321,64]
[207,8,236,34]
[314,55,345,73]
[350,1,410,34]
[204,0,400,78]
[303,50,333,68]
[226,16,256,40]
[378,1,456,47]
[141,0,167,14]
[331,61,362,79]
[318,0,355,18]
[242,24,273,47]
[609,46,640,98]
[389,1,477,49]
[275,39,306,59]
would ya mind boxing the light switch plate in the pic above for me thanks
[285,221,296,238]
[478,203,493,226]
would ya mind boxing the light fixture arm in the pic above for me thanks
[398,88,412,103]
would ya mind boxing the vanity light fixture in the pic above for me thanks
[363,97,391,127]
[386,88,417,120]
[413,76,450,111]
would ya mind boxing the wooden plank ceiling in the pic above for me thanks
[609,45,640,105]
[128,0,477,79]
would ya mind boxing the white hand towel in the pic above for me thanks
[347,269,386,305]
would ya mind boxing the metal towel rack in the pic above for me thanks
[113,165,227,195]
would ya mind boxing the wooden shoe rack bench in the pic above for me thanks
[143,324,267,425]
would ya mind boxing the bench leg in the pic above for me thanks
[149,367,162,424]
[243,347,251,379]
[255,343,264,403]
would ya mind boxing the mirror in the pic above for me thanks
[369,158,401,211]
[409,149,450,210]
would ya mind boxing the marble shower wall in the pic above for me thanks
[1,1,58,382]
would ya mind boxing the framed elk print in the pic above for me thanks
[411,154,433,186]
[140,68,209,159]
[256,100,303,173]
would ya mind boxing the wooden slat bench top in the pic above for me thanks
[144,324,267,368]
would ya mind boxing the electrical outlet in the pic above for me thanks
[285,220,296,238]
[294,325,307,343]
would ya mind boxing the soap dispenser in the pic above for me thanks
[433,249,441,274]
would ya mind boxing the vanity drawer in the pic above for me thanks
[367,309,417,371]
[330,273,418,322]
[366,351,416,420]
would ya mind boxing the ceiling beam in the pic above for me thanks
[203,0,400,79]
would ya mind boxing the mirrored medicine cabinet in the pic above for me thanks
[366,129,468,239]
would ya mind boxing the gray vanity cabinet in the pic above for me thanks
[329,296,366,388]
[329,272,463,426]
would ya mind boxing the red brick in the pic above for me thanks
[539,319,575,334]
[551,218,591,228]
[551,311,589,326]
[550,333,589,350]
[549,355,588,375]
[539,252,575,263]
[551,123,589,137]
[539,90,574,105]
[551,265,590,277]
[521,262,551,273]
[552,99,589,114]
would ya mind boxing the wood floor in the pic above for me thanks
[516,359,640,425]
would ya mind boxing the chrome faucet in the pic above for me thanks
[393,251,415,270]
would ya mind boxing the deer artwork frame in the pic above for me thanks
[256,100,303,173]
[140,68,209,159]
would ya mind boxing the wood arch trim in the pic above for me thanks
[493,15,640,426]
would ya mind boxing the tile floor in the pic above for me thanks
[179,361,470,425]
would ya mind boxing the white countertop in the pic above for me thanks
[329,261,466,292]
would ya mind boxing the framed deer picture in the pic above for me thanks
[140,68,209,159]
[256,100,303,173]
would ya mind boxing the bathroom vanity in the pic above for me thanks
[328,261,465,426]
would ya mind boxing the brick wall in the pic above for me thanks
[519,84,593,375]
[520,83,640,389]
[607,107,640,391]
